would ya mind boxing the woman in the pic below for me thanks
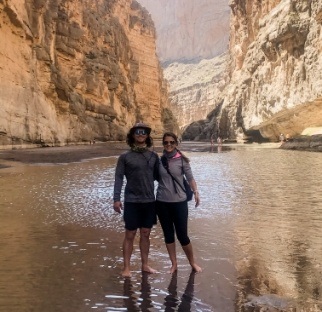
[156,132,202,274]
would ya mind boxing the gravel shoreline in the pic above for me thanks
[0,141,165,167]
[1,136,321,169]
[0,142,128,166]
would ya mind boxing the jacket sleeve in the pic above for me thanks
[113,153,126,202]
[153,152,160,181]
[182,159,194,182]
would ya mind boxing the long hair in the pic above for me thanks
[162,132,189,163]
[126,130,153,147]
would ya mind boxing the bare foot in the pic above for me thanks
[121,269,132,277]
[191,263,202,273]
[169,265,178,274]
[142,265,157,274]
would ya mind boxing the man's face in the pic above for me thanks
[133,128,148,144]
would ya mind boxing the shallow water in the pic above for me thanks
[1,144,322,311]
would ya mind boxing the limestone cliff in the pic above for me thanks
[184,0,322,142]
[164,53,229,138]
[225,0,322,141]
[0,0,175,148]
[137,0,230,65]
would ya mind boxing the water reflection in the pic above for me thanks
[1,145,322,311]
[123,272,154,311]
[164,271,195,311]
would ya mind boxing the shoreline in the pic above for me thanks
[0,141,165,168]
[2,135,321,168]
[0,142,129,167]
[0,140,281,168]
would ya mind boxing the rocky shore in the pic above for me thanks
[0,142,128,167]
[0,141,164,168]
[280,135,322,152]
[1,136,321,170]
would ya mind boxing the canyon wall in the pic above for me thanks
[225,0,322,141]
[164,53,229,133]
[0,0,175,147]
[137,0,230,65]
[183,0,322,142]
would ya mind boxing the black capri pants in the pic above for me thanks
[156,200,190,246]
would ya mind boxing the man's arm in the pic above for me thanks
[113,154,125,211]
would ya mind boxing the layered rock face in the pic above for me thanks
[0,0,174,147]
[166,0,322,142]
[137,0,230,65]
[223,0,322,141]
[137,0,231,139]
[164,53,229,136]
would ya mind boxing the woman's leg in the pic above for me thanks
[166,242,178,273]
[156,201,177,272]
[182,243,202,273]
[173,201,202,272]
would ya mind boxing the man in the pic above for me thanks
[113,122,159,277]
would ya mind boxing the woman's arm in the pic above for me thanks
[189,179,200,207]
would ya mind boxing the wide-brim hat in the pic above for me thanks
[130,122,151,134]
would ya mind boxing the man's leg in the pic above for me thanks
[139,227,157,274]
[122,229,137,277]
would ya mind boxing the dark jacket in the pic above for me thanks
[113,150,159,203]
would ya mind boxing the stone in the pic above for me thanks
[0,0,177,148]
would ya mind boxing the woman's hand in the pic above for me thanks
[194,191,200,207]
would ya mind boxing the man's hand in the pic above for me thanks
[113,201,123,214]
[194,192,200,207]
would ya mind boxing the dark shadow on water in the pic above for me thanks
[122,271,196,311]
[164,271,196,312]
[123,272,153,312]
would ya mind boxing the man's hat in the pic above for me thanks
[130,122,151,134]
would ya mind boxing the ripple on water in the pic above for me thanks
[1,146,322,311]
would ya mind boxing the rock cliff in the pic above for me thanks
[225,0,322,141]
[183,0,322,142]
[137,0,230,65]
[164,53,229,138]
[0,0,176,148]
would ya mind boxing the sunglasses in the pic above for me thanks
[134,129,148,135]
[163,140,176,146]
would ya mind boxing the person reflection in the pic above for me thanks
[140,272,153,311]
[123,277,139,311]
[123,272,153,311]
[164,271,196,312]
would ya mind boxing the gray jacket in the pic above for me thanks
[113,150,159,203]
[156,156,194,202]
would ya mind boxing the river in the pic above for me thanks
[0,142,322,311]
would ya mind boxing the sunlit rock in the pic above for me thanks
[0,0,176,147]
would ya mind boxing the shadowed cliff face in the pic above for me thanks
[0,0,176,147]
[224,0,322,141]
[180,0,322,142]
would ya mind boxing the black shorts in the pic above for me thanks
[123,202,157,231]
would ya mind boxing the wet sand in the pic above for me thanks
[0,141,281,168]
[0,140,170,166]
[1,141,320,311]
[0,142,129,166]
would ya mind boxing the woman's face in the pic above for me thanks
[163,135,177,152]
